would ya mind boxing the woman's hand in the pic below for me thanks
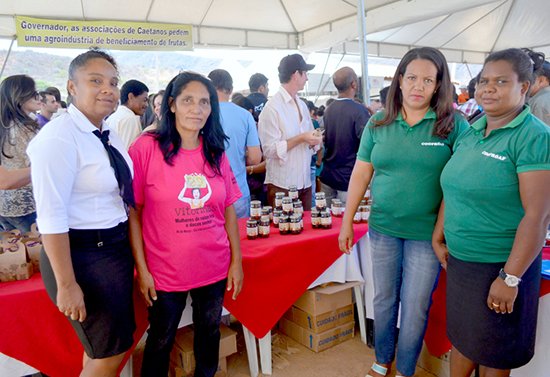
[487,278,518,314]
[338,222,354,254]
[432,238,449,270]
[226,259,243,300]
[57,283,86,322]
[137,269,157,307]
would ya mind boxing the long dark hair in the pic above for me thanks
[155,71,227,175]
[0,74,40,159]
[374,47,456,139]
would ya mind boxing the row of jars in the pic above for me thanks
[247,212,305,239]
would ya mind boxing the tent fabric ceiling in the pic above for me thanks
[0,0,547,64]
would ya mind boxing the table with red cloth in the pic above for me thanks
[223,214,369,339]
[0,213,368,377]
[0,273,150,377]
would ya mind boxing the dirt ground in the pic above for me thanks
[132,322,439,377]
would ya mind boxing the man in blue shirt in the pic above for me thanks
[208,69,262,218]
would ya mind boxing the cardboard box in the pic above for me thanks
[171,357,226,377]
[0,238,33,282]
[293,282,358,316]
[170,324,236,375]
[417,345,450,377]
[279,317,355,352]
[22,238,41,273]
[284,303,354,333]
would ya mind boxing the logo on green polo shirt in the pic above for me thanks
[481,151,507,161]
[421,142,445,146]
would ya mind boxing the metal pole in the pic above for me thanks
[0,38,15,80]
[357,0,370,105]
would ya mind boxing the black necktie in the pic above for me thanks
[93,129,135,208]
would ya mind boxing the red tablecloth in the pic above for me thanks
[424,247,550,356]
[0,274,149,377]
[0,213,368,375]
[223,214,369,339]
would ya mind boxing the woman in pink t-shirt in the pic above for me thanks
[128,71,243,377]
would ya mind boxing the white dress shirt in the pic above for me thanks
[105,104,142,150]
[27,105,132,234]
[258,86,316,190]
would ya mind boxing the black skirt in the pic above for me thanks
[446,253,541,369]
[40,221,135,359]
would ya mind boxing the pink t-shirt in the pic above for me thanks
[129,134,241,291]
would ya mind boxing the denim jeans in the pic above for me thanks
[369,228,441,377]
[233,195,251,219]
[0,212,36,233]
[141,279,226,377]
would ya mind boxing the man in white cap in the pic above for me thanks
[258,54,322,210]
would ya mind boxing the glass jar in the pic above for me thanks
[250,200,262,221]
[361,205,370,223]
[272,209,282,226]
[311,208,321,229]
[289,214,301,234]
[263,206,273,222]
[259,215,270,238]
[331,199,343,217]
[288,185,299,201]
[282,197,293,213]
[353,209,362,224]
[274,192,285,210]
[315,192,326,210]
[278,215,290,235]
[246,219,258,240]
[320,210,332,229]
[293,200,303,216]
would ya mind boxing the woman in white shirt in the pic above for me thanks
[27,49,135,377]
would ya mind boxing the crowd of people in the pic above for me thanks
[0,44,549,377]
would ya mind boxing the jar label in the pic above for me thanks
[246,227,258,237]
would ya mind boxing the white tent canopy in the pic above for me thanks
[0,0,548,64]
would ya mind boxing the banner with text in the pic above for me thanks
[15,16,193,51]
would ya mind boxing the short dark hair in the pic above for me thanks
[379,86,390,107]
[45,86,61,102]
[248,73,268,92]
[487,48,543,86]
[278,70,294,84]
[155,71,227,174]
[39,90,56,103]
[467,76,478,98]
[374,47,457,139]
[68,48,118,81]
[536,61,550,82]
[121,79,149,105]
[208,69,233,93]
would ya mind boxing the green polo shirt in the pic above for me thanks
[441,106,550,263]
[357,109,468,240]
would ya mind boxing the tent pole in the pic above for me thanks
[0,38,15,80]
[357,0,370,105]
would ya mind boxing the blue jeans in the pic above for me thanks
[0,212,36,233]
[141,279,226,377]
[233,195,251,219]
[369,228,441,377]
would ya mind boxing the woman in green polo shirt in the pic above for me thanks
[338,47,468,377]
[434,49,550,376]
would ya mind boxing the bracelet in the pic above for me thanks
[249,165,254,175]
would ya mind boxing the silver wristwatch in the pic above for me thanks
[499,268,521,287]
